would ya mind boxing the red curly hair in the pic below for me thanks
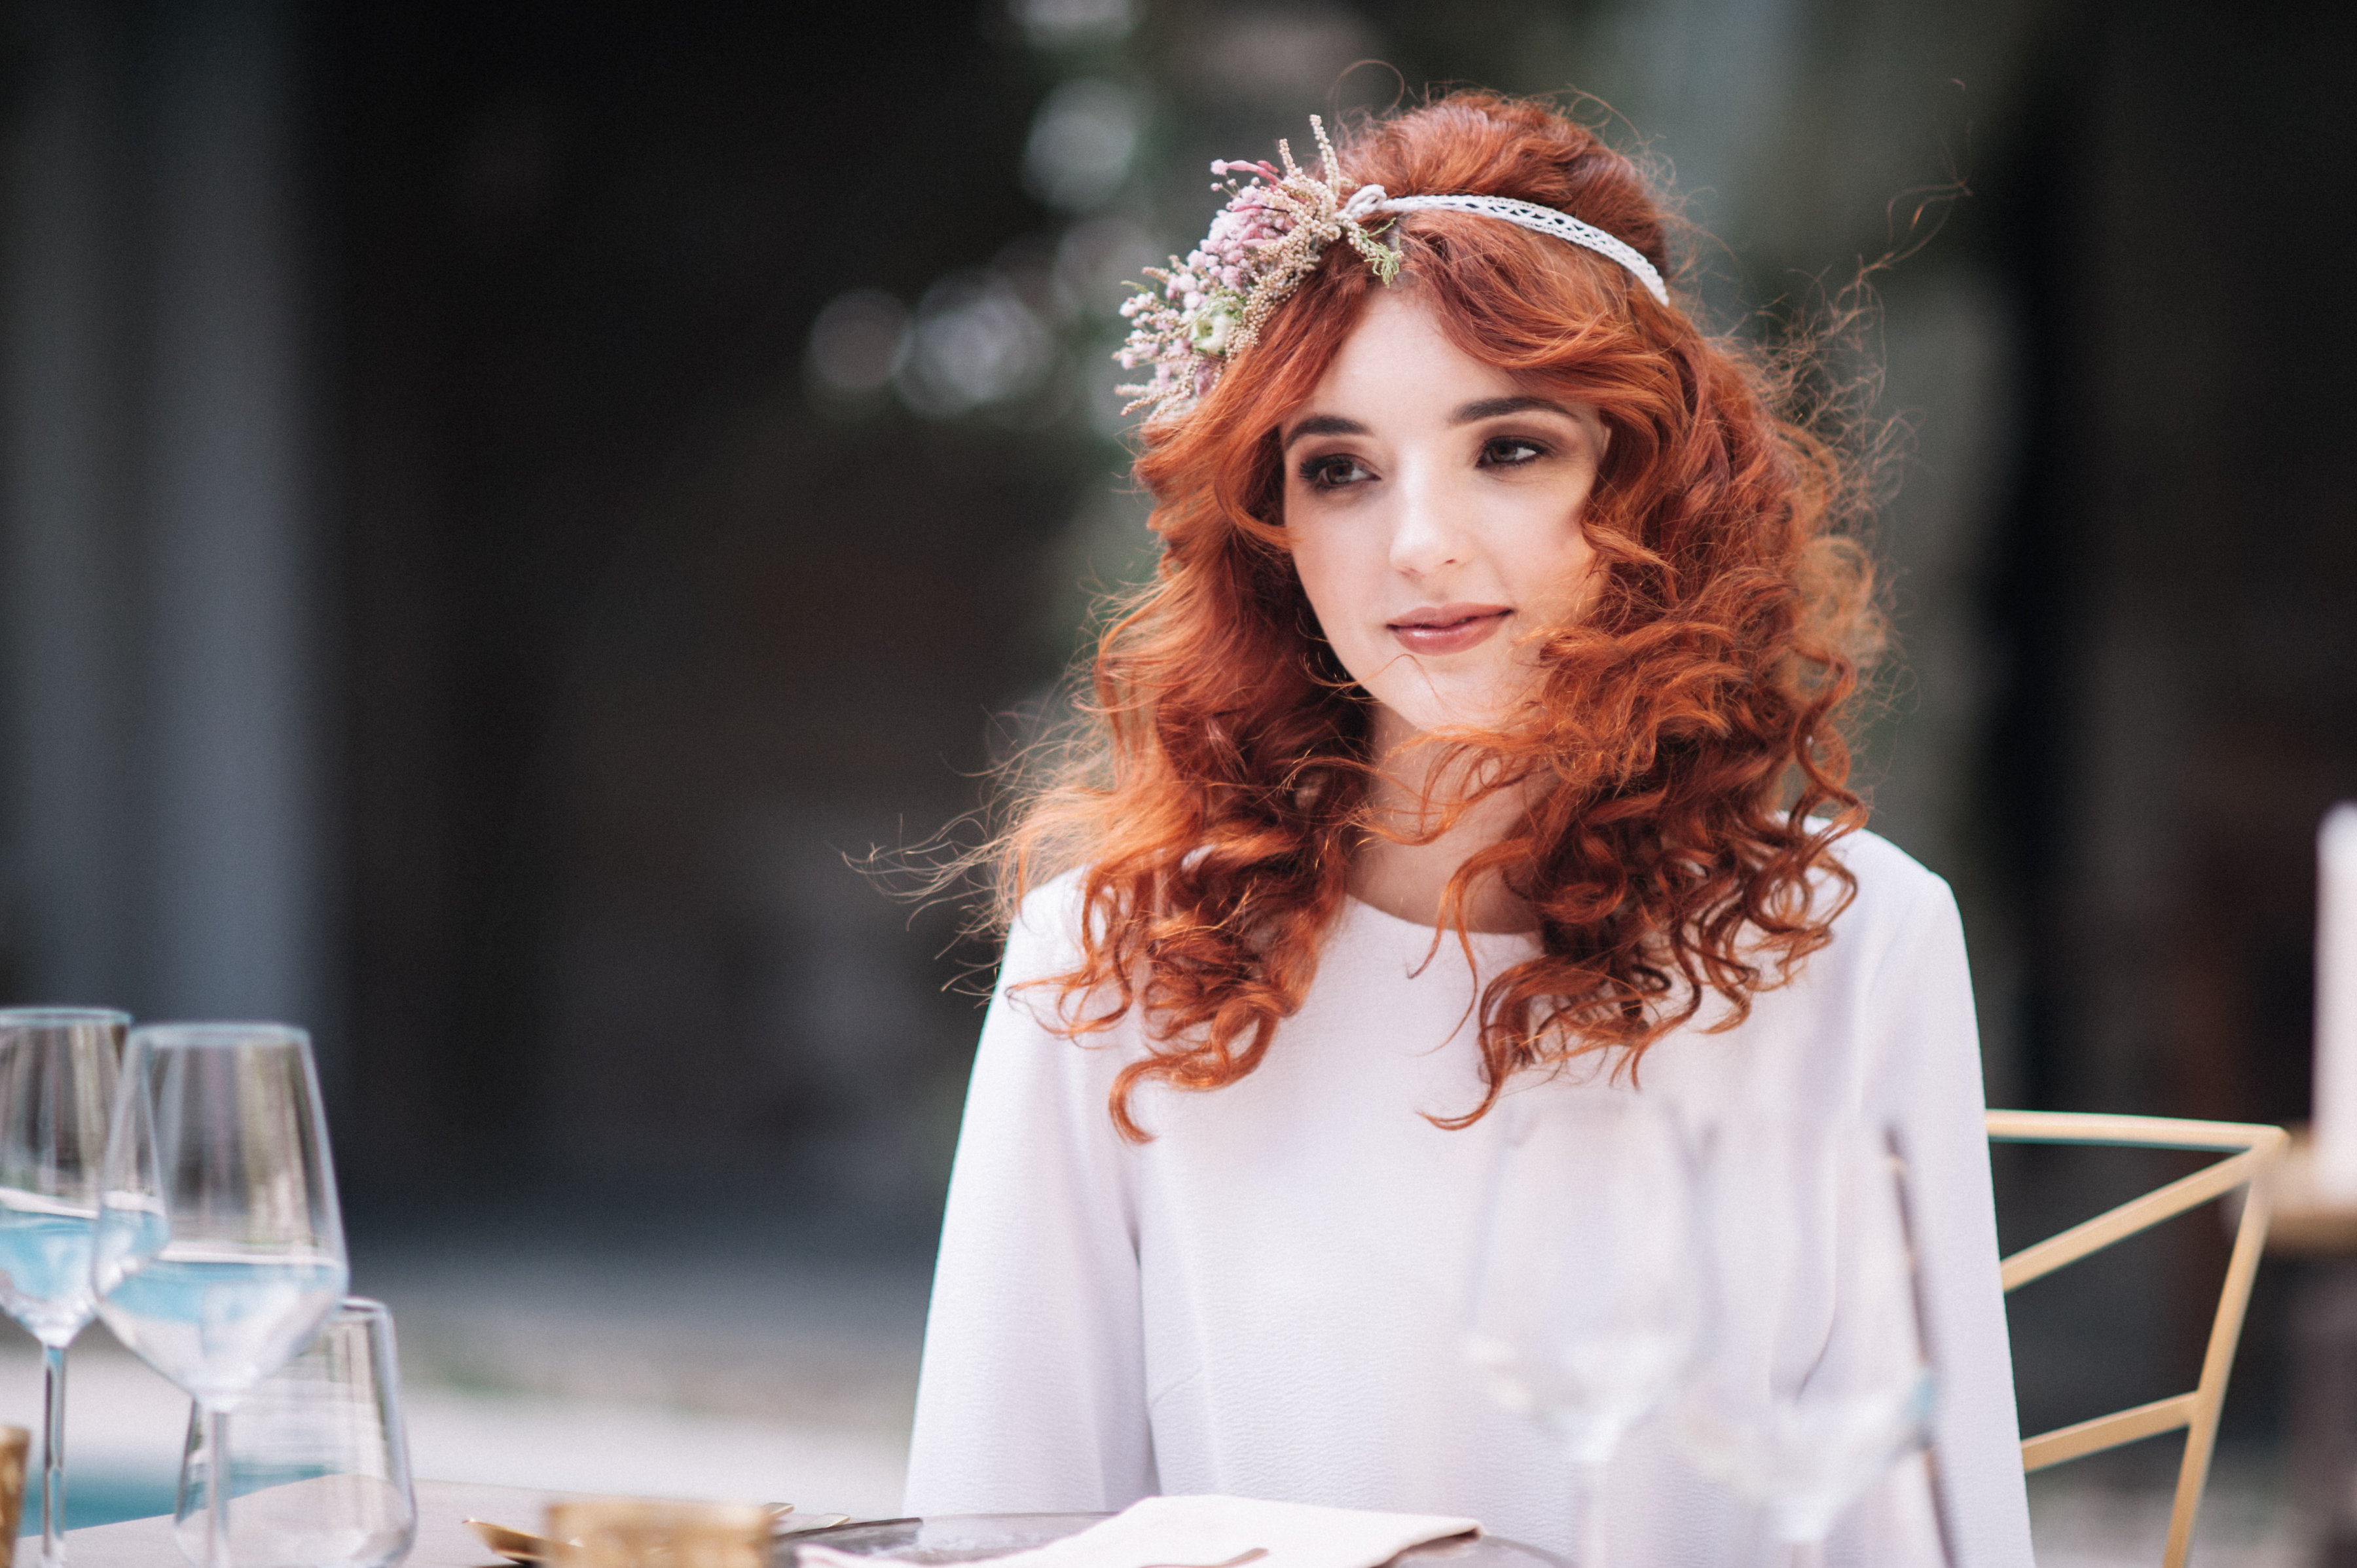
[996,92,1883,1139]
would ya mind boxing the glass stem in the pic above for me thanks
[40,1341,67,1567]
[204,1407,233,1568]
[1785,1540,1826,1568]
[1572,1459,1607,1568]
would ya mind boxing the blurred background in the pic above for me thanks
[0,0,2351,1559]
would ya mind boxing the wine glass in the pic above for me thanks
[1465,1089,1698,1567]
[1672,1114,1937,1565]
[92,1023,350,1568]
[0,1006,129,1567]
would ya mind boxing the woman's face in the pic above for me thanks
[1281,287,1608,746]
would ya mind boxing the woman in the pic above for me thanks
[903,93,2032,1564]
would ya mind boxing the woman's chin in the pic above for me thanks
[1372,692,1521,742]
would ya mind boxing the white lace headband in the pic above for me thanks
[1350,191,1670,308]
[1116,116,1670,421]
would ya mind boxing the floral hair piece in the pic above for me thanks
[1116,117,1401,422]
[1114,117,1677,423]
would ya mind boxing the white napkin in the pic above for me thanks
[795,1494,1482,1568]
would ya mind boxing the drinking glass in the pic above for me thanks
[1672,1115,1936,1565]
[0,1006,129,1567]
[1465,1090,1697,1567]
[175,1298,415,1568]
[92,1023,350,1568]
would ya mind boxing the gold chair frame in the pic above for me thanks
[1986,1110,2288,1568]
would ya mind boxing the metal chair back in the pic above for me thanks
[1986,1110,2288,1568]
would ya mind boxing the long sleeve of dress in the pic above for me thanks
[1860,873,2036,1568]
[901,878,1156,1515]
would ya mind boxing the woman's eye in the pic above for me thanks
[1299,454,1374,490]
[1479,435,1548,467]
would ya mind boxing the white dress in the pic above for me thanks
[903,829,2035,1566]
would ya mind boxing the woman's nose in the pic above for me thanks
[1387,463,1469,577]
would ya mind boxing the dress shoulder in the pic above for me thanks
[999,867,1093,990]
[987,867,1148,1080]
[1825,822,1949,896]
[1820,824,1958,940]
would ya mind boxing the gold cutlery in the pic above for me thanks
[777,1512,856,1537]
[465,1518,555,1563]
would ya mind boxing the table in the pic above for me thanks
[53,1483,1567,1567]
[58,1480,583,1568]
[784,1512,1565,1564]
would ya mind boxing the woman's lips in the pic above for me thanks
[1388,605,1510,655]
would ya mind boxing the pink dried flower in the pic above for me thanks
[1116,116,1401,421]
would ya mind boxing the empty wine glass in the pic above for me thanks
[1465,1089,1697,1567]
[92,1023,350,1568]
[175,1297,416,1568]
[0,1006,129,1567]
[1672,1114,1936,1566]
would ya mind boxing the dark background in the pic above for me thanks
[3,0,2353,1484]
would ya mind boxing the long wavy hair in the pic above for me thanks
[993,92,1885,1139]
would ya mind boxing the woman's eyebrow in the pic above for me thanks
[1281,413,1368,450]
[1452,395,1575,424]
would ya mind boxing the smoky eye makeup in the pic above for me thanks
[1474,405,1609,468]
[1295,451,1375,490]
[1478,433,1552,465]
